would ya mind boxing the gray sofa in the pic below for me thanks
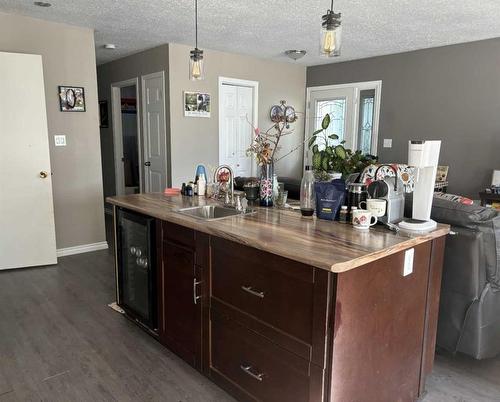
[431,197,500,359]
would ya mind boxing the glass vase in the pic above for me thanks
[259,163,274,207]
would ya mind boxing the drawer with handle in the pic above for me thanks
[210,310,313,402]
[211,237,315,344]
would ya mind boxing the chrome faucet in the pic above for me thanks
[213,165,234,206]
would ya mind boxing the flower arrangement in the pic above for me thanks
[245,100,300,207]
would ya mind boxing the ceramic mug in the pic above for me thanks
[359,198,387,218]
[352,209,378,230]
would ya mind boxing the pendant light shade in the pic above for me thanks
[190,0,205,80]
[320,0,342,57]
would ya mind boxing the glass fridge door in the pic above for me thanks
[117,209,156,329]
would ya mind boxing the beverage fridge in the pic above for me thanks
[115,207,157,331]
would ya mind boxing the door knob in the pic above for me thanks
[144,161,151,167]
[39,171,48,178]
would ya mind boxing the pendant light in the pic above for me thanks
[320,0,342,57]
[189,0,204,80]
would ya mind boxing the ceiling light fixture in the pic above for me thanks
[34,1,51,7]
[285,50,307,61]
[104,44,117,50]
[320,0,342,57]
[189,0,204,80]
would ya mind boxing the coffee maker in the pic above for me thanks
[367,165,405,224]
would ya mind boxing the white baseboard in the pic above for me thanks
[57,241,109,257]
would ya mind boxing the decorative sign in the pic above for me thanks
[184,91,211,118]
[59,86,85,112]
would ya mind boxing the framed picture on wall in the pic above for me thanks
[492,170,500,187]
[59,86,86,112]
[184,91,211,118]
[99,100,109,128]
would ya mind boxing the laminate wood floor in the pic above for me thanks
[0,249,499,402]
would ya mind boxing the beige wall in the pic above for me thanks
[0,12,105,249]
[168,43,306,186]
[97,45,170,201]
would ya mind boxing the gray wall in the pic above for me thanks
[307,38,500,198]
[97,45,170,201]
[0,12,105,249]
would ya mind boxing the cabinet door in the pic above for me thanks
[160,239,202,368]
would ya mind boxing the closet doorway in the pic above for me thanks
[111,78,142,195]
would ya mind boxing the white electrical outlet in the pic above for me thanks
[383,138,392,148]
[403,248,414,277]
[54,135,66,147]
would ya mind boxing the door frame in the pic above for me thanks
[141,70,167,192]
[111,77,142,195]
[218,76,259,177]
[304,80,382,168]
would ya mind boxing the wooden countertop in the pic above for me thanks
[107,193,449,273]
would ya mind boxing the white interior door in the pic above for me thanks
[219,84,254,177]
[0,52,57,270]
[142,71,167,192]
[305,86,357,166]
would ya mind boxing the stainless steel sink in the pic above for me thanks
[177,205,256,221]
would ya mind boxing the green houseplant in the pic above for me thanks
[308,114,377,180]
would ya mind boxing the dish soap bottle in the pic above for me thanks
[197,173,206,197]
[300,166,316,217]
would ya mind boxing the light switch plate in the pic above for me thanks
[54,135,66,147]
[383,138,392,148]
[403,248,414,276]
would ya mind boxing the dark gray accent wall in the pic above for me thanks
[307,38,500,198]
[97,44,170,203]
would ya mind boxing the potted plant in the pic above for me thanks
[308,114,377,181]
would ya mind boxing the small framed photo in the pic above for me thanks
[59,86,85,112]
[184,91,210,118]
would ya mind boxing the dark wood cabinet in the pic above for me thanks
[118,216,446,402]
[158,222,203,370]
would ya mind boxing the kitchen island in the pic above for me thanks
[108,193,449,402]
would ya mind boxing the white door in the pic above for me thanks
[0,52,57,270]
[305,82,382,168]
[306,87,356,166]
[142,71,167,192]
[219,84,254,177]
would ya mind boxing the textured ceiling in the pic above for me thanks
[2,0,500,66]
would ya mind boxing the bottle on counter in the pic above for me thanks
[181,183,187,195]
[198,173,206,197]
[194,164,207,196]
[339,205,348,223]
[186,182,194,197]
[350,206,358,224]
[300,165,316,217]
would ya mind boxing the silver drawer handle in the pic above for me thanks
[241,285,265,298]
[240,364,264,382]
[193,278,202,305]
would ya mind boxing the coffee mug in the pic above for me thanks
[359,198,386,218]
[352,209,378,230]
